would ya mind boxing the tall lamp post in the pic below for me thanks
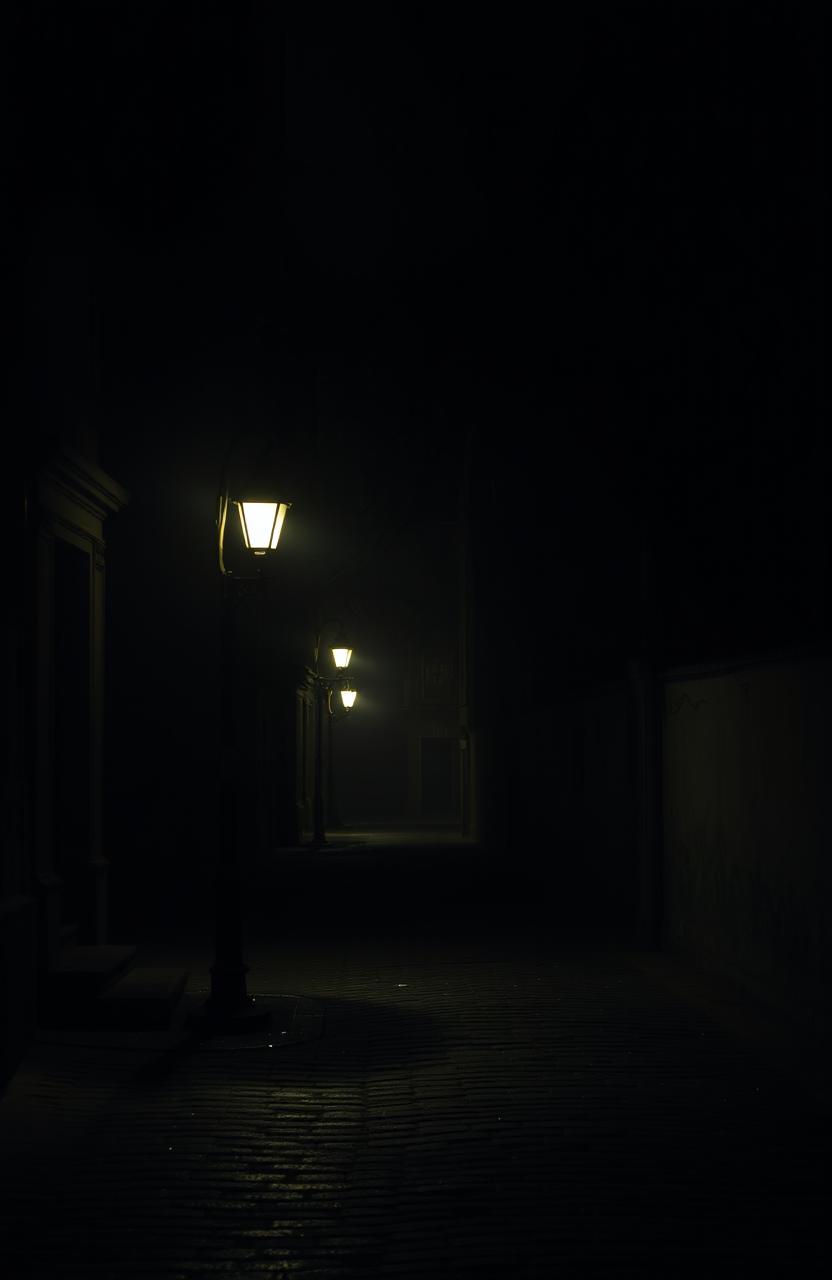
[307,624,357,849]
[191,483,291,1034]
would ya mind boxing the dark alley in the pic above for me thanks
[2,5,829,1277]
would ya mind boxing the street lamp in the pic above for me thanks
[233,500,289,558]
[190,482,291,1035]
[308,624,357,849]
[218,496,290,571]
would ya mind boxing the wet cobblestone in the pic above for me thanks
[1,849,829,1278]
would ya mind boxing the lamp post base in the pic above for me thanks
[188,993,278,1036]
[187,962,275,1035]
[181,991,323,1050]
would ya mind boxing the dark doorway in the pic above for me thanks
[420,736,457,820]
[53,537,90,939]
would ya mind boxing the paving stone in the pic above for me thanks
[1,849,830,1278]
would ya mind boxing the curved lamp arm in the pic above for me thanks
[217,440,234,576]
[217,490,231,576]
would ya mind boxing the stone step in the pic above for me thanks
[40,947,189,1031]
[48,944,138,990]
[41,944,139,1023]
[98,967,190,1030]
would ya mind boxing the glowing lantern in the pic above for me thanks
[236,501,290,555]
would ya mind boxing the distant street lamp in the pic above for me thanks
[191,480,291,1035]
[307,624,357,849]
[326,683,356,833]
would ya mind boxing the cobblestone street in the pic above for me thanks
[1,844,829,1278]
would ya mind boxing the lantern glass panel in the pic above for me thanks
[237,501,290,553]
[270,502,289,548]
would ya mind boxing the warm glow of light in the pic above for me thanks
[332,647,353,669]
[341,688,357,709]
[237,501,290,554]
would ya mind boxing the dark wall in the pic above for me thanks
[503,682,638,927]
[662,658,832,1036]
